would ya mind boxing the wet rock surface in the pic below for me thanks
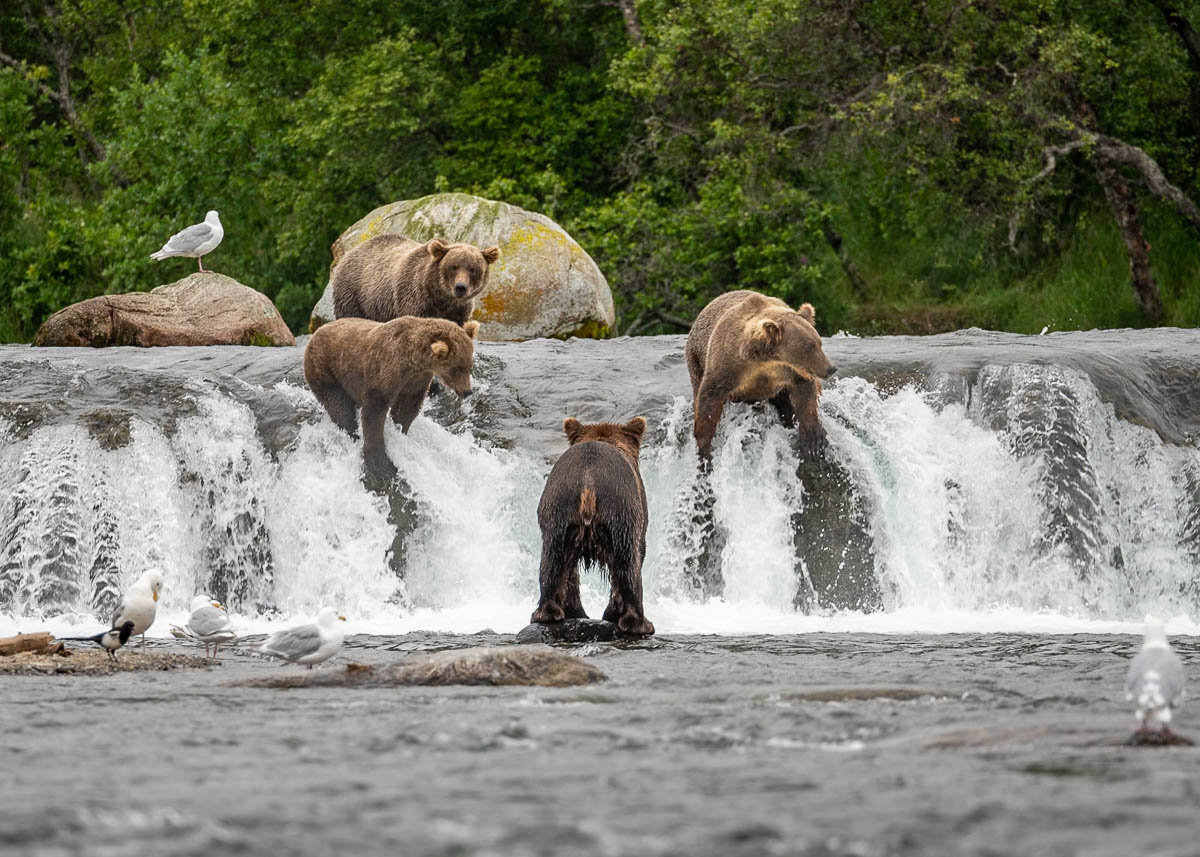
[0,647,211,675]
[232,644,605,688]
[515,618,624,645]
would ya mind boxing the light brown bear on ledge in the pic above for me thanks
[685,290,837,459]
[304,317,479,482]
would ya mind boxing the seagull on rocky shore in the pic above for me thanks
[249,606,346,669]
[171,595,237,661]
[1126,616,1186,736]
[150,210,224,272]
[111,569,163,651]
[62,620,136,661]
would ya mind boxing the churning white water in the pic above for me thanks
[1,358,1199,638]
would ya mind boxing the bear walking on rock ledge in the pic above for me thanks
[331,235,500,327]
[532,417,655,636]
[303,317,479,482]
[686,290,837,459]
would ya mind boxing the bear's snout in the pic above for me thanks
[454,283,469,298]
[823,362,837,379]
[459,387,472,398]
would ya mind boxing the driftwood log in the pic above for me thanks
[0,632,60,656]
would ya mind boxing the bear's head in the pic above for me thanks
[427,239,501,301]
[562,416,648,461]
[419,319,480,397]
[745,303,836,381]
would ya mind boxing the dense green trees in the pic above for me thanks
[3,0,1200,341]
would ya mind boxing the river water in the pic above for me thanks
[1,330,1199,855]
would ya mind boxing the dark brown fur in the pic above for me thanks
[685,290,836,458]
[532,416,654,636]
[303,317,480,481]
[331,235,501,326]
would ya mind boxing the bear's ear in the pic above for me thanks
[430,340,449,359]
[428,238,450,261]
[481,246,500,264]
[563,417,585,444]
[796,303,815,324]
[752,318,783,348]
[624,416,647,440]
[463,320,480,340]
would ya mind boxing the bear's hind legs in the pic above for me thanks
[606,561,654,636]
[532,540,588,624]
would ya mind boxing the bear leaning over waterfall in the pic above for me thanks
[532,416,654,636]
[331,235,500,327]
[686,290,837,459]
[303,317,479,482]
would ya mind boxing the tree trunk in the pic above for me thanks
[1093,153,1164,319]
[821,222,870,296]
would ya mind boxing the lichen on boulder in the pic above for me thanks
[310,193,615,341]
[34,273,295,348]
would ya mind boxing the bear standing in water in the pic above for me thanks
[532,416,655,636]
[331,235,500,326]
[686,290,837,458]
[303,317,479,482]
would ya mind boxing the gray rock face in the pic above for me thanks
[310,193,615,341]
[33,273,295,347]
[232,644,606,688]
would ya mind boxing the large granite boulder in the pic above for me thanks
[33,274,295,347]
[310,193,615,341]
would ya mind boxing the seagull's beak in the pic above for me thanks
[338,615,347,622]
[212,601,223,610]
[153,590,159,602]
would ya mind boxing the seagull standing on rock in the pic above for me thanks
[1126,616,1186,738]
[150,210,224,272]
[111,569,164,651]
[249,606,346,669]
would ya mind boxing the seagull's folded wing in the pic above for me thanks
[164,223,214,253]
[259,624,322,659]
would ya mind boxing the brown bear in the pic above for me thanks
[331,235,501,327]
[531,416,655,636]
[303,316,480,481]
[686,289,836,458]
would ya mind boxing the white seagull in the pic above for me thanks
[1125,616,1186,735]
[250,607,346,669]
[150,210,224,272]
[172,595,237,661]
[111,569,164,651]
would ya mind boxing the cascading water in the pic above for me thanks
[1,329,1198,636]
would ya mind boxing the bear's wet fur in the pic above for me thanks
[685,289,837,458]
[303,316,479,482]
[331,235,500,327]
[532,416,655,636]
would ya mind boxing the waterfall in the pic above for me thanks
[2,331,1198,635]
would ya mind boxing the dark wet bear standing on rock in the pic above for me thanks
[331,235,501,326]
[533,417,655,636]
[303,317,480,482]
[686,290,837,458]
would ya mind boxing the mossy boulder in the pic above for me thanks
[310,193,615,341]
[33,273,295,348]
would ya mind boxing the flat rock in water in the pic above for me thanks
[515,619,623,645]
[310,193,615,340]
[0,649,212,676]
[33,273,294,347]
[232,644,606,689]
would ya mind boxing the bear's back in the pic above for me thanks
[540,441,645,522]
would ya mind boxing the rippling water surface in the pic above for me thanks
[1,330,1199,855]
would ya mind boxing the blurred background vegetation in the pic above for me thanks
[3,0,1200,341]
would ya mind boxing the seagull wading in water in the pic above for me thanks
[251,606,346,669]
[1125,616,1186,735]
[171,595,237,660]
[61,620,136,662]
[111,569,164,651]
[150,210,224,272]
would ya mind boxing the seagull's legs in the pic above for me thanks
[197,257,206,273]
[141,633,146,652]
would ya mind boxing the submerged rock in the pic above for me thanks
[515,619,625,645]
[232,644,606,688]
[33,273,294,348]
[0,649,211,675]
[310,193,615,341]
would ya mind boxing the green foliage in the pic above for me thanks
[3,0,1200,341]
